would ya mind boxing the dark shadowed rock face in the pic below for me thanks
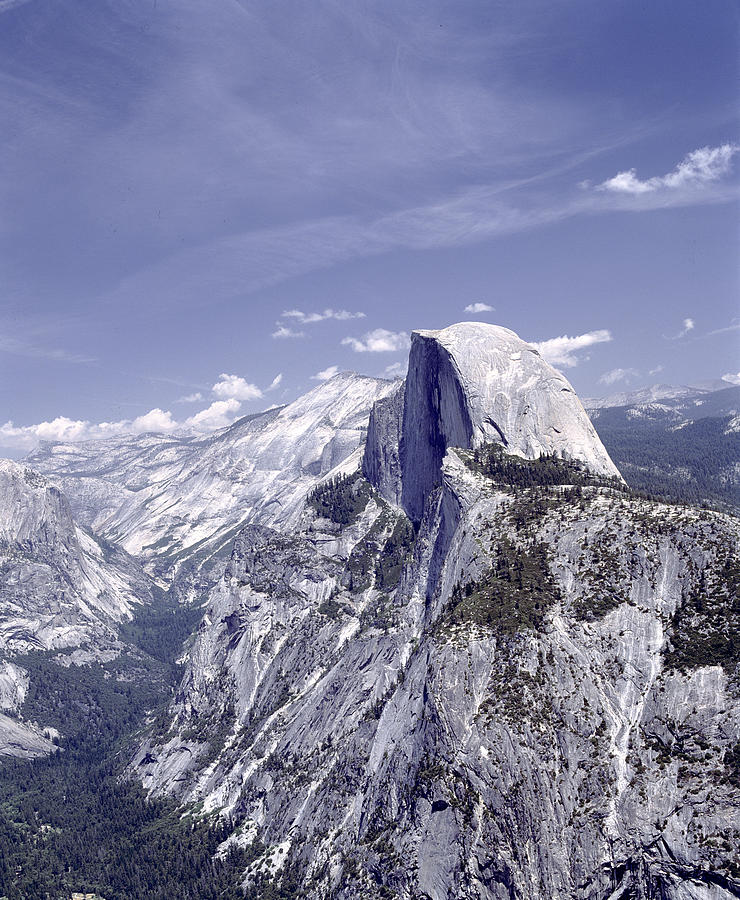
[5,322,736,897]
[362,380,405,507]
[400,332,473,523]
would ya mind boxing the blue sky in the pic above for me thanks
[1,0,738,452]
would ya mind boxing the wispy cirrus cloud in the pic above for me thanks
[281,308,365,324]
[706,321,740,337]
[341,328,410,353]
[0,334,96,364]
[530,329,612,367]
[98,148,740,321]
[663,317,695,340]
[596,144,738,195]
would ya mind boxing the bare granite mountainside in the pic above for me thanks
[28,373,396,585]
[2,323,736,894]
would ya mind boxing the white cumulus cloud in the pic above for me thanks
[464,302,494,314]
[665,317,695,340]
[597,144,738,195]
[722,372,740,385]
[0,368,275,451]
[530,329,612,368]
[341,328,410,353]
[599,367,639,386]
[212,373,263,401]
[0,408,180,451]
[185,398,242,431]
[131,408,178,432]
[311,365,340,381]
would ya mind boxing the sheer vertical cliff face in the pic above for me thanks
[399,332,474,523]
[135,325,738,900]
[365,323,622,521]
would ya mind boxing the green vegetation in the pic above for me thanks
[345,507,415,595]
[467,442,623,491]
[317,597,347,620]
[724,741,740,788]
[594,414,740,513]
[118,589,203,670]
[665,551,740,673]
[375,515,415,591]
[442,537,560,633]
[307,473,372,525]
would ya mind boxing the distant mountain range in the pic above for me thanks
[583,378,737,410]
[587,383,739,512]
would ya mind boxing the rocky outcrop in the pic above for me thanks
[0,460,156,757]
[364,323,621,522]
[0,459,150,653]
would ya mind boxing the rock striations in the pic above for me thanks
[126,324,736,900]
[0,459,148,653]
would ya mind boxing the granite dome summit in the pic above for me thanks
[364,322,622,521]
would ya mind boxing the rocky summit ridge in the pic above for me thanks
[2,322,738,899]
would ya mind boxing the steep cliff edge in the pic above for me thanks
[136,451,739,900]
[364,323,621,521]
